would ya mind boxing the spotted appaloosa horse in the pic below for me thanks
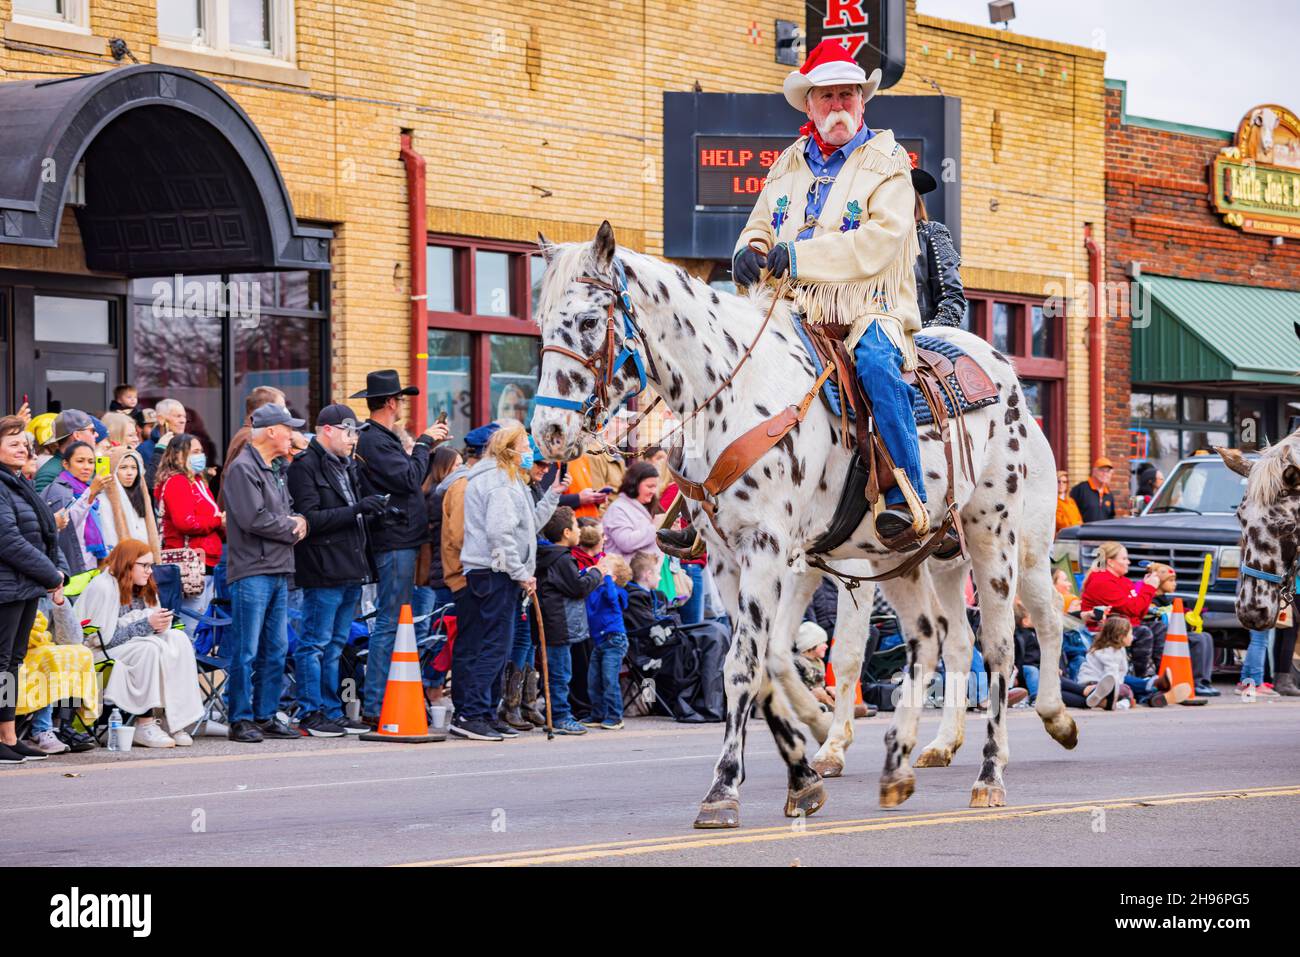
[1218,433,1300,631]
[531,223,1076,829]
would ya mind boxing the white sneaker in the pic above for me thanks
[27,730,70,754]
[133,722,176,748]
[169,730,193,747]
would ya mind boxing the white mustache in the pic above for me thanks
[817,110,855,135]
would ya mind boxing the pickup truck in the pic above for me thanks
[1052,454,1252,651]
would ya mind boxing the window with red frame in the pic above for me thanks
[425,236,545,440]
[962,292,1067,464]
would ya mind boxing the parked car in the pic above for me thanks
[1053,454,1255,652]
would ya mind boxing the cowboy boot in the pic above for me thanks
[497,662,532,731]
[658,526,704,560]
[521,666,547,727]
[1273,671,1300,697]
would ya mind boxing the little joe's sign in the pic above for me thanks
[1213,104,1300,238]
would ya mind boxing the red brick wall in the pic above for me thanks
[1103,87,1300,466]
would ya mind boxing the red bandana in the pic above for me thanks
[800,119,864,158]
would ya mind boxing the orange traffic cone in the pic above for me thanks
[824,644,864,706]
[1157,598,1205,708]
[360,605,445,742]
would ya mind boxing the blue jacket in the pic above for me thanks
[585,575,628,643]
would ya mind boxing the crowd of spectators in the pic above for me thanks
[1,371,1295,765]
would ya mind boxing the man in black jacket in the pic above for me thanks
[287,404,387,737]
[350,370,449,722]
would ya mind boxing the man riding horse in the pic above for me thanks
[661,39,933,555]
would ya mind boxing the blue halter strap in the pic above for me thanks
[1241,564,1299,588]
[534,258,647,429]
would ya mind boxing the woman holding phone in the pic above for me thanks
[76,539,204,747]
[41,441,111,574]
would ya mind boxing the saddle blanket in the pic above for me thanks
[789,317,1000,426]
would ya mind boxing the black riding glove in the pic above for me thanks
[766,242,791,279]
[732,246,767,287]
[358,494,387,517]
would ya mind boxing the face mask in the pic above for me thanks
[188,454,207,473]
[519,451,535,470]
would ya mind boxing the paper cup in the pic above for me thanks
[429,706,449,731]
[114,725,136,750]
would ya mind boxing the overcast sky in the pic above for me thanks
[916,0,1297,131]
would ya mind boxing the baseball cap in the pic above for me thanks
[1093,456,1114,469]
[53,409,93,442]
[316,403,368,432]
[463,422,500,454]
[250,403,306,429]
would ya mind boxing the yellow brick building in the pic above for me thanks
[0,0,1103,474]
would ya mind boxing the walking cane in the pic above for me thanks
[530,591,555,740]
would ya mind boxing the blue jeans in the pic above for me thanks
[545,642,574,723]
[509,602,534,670]
[296,584,361,720]
[1242,629,1273,686]
[366,547,417,716]
[1125,673,1157,704]
[412,585,435,644]
[458,571,521,721]
[588,633,628,721]
[32,704,53,734]
[1021,664,1040,701]
[854,322,925,508]
[679,563,705,625]
[226,573,290,723]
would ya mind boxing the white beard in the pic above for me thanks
[816,109,856,137]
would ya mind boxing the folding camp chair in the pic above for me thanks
[175,564,234,736]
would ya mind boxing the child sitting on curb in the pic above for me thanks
[794,621,835,709]
[1077,614,1190,708]
[584,555,632,730]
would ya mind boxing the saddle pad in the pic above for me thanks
[790,318,999,426]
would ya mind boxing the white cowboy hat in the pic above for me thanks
[783,38,882,112]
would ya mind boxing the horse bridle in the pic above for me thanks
[1241,555,1300,609]
[533,258,654,432]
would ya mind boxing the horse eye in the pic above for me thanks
[579,313,600,333]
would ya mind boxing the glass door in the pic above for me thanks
[31,294,119,415]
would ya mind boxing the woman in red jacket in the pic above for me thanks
[1080,541,1164,678]
[154,433,223,569]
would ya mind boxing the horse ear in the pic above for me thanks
[537,232,556,265]
[592,220,616,272]
[1215,446,1252,478]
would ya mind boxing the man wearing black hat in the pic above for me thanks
[911,165,967,329]
[351,370,450,723]
[287,404,389,736]
[222,403,309,743]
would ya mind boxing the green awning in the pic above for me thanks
[1132,275,1300,385]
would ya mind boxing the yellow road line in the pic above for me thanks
[399,783,1300,867]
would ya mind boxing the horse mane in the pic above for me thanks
[535,240,793,334]
[1246,429,1300,508]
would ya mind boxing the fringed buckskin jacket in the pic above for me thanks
[736,129,922,371]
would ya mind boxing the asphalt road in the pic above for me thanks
[4,696,1298,867]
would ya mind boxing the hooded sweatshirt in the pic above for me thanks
[438,463,472,592]
[459,458,560,583]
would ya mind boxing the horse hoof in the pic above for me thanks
[1044,712,1078,750]
[785,780,827,818]
[879,773,915,808]
[694,799,741,829]
[969,784,1006,808]
[914,747,952,768]
[810,755,843,778]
